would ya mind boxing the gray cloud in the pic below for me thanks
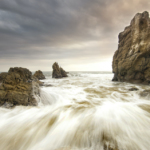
[0,0,150,71]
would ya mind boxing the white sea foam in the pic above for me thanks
[0,72,150,150]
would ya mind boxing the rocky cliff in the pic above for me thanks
[33,70,46,80]
[0,67,40,107]
[112,11,150,84]
[52,62,68,78]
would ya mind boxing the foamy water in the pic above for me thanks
[0,72,150,150]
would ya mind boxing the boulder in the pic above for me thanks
[33,70,45,80]
[0,67,40,107]
[112,11,150,84]
[52,62,68,78]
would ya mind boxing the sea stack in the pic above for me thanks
[33,70,46,80]
[0,67,40,107]
[52,62,68,78]
[112,11,150,84]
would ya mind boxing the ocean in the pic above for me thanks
[0,71,150,150]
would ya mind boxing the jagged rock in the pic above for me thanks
[0,67,40,107]
[112,11,150,84]
[52,62,68,78]
[33,70,46,80]
[129,87,139,91]
[0,72,8,83]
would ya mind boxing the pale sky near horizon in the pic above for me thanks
[0,0,150,72]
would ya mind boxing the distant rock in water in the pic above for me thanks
[52,62,68,78]
[112,11,150,84]
[0,67,40,107]
[33,70,45,80]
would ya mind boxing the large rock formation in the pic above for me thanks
[33,70,46,80]
[52,62,68,78]
[112,11,150,84]
[0,67,40,107]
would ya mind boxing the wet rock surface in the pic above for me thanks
[33,70,45,80]
[112,11,150,84]
[0,67,40,107]
[52,62,68,78]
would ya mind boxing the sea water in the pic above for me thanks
[0,71,150,150]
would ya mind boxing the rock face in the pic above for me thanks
[112,11,150,84]
[0,67,40,107]
[0,72,8,83]
[33,70,46,80]
[52,62,68,78]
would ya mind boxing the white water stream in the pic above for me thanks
[0,72,150,150]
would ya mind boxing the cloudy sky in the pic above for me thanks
[0,0,150,71]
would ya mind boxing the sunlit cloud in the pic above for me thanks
[0,0,149,71]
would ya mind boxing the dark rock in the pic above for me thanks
[33,70,46,80]
[129,87,139,91]
[52,62,68,78]
[112,11,150,84]
[0,67,40,107]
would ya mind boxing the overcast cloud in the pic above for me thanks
[0,0,150,71]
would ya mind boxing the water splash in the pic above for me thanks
[0,72,150,150]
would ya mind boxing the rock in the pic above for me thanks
[33,70,46,80]
[112,11,150,84]
[52,62,68,78]
[60,67,68,77]
[140,90,150,97]
[0,67,40,107]
[129,87,139,91]
[0,72,8,83]
[32,76,44,86]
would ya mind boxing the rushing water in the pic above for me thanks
[1,71,150,150]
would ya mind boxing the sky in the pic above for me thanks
[0,0,150,72]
